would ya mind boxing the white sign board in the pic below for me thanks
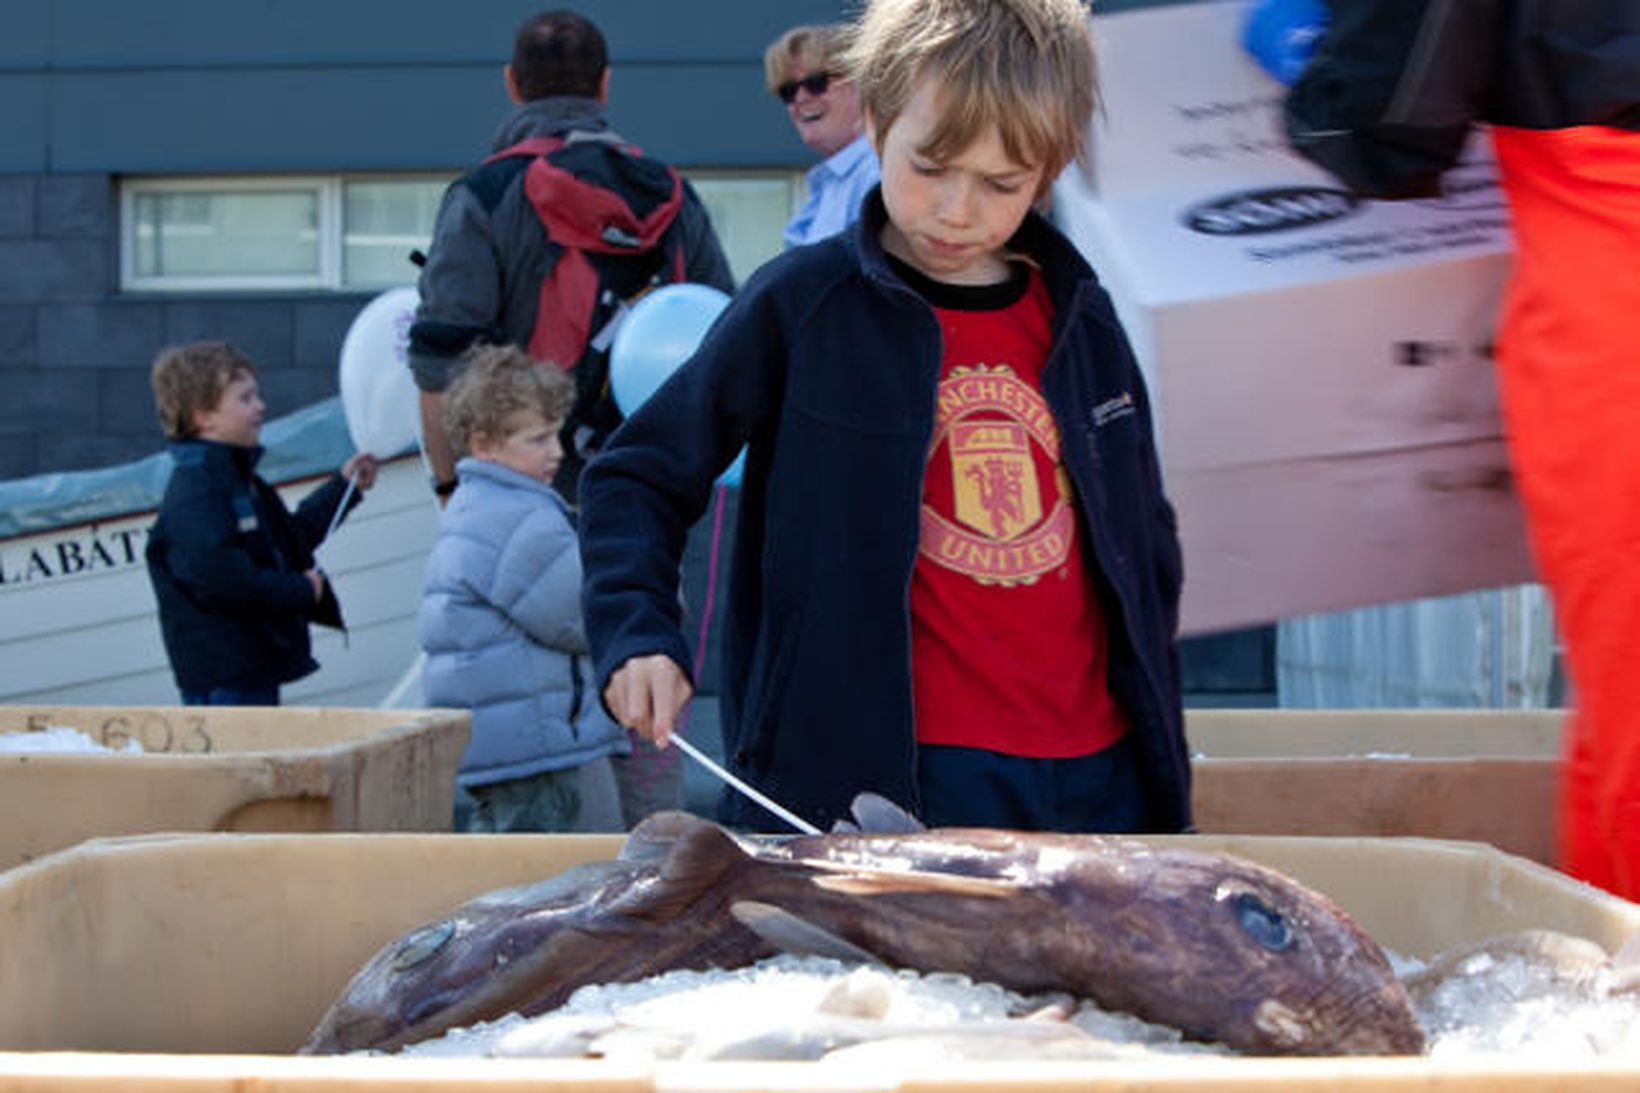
[1055,0,1532,634]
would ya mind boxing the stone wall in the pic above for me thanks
[0,172,372,480]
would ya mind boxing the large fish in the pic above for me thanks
[298,826,775,1055]
[302,805,1424,1057]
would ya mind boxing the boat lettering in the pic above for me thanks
[0,527,149,586]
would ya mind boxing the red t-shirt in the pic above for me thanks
[905,260,1128,757]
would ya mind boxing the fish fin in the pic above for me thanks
[836,793,927,835]
[809,869,1019,898]
[610,815,753,920]
[619,810,703,862]
[730,900,887,966]
[649,807,757,899]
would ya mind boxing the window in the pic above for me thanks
[128,182,328,288]
[121,170,801,293]
[342,179,451,288]
[684,172,802,285]
[122,175,451,292]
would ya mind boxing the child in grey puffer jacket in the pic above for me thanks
[418,345,627,832]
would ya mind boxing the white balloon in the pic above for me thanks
[609,283,731,416]
[339,286,423,457]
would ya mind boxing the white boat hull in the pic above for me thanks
[0,455,436,708]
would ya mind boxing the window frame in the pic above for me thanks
[120,167,805,293]
[121,175,341,292]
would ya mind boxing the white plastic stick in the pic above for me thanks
[322,471,359,546]
[671,734,822,835]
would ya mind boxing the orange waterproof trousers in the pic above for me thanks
[1492,125,1640,899]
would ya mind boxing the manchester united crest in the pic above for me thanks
[922,364,1074,585]
[951,421,1040,541]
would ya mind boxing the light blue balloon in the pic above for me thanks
[609,283,732,416]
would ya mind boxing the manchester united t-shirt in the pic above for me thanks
[893,255,1128,758]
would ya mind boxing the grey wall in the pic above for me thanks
[0,0,849,480]
[1,0,850,174]
[0,172,370,474]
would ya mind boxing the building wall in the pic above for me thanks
[0,172,386,474]
[0,0,846,479]
[2,0,1275,701]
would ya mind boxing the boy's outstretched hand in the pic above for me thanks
[605,654,693,746]
[342,453,380,490]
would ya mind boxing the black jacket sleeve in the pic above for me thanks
[676,179,738,294]
[1284,0,1499,198]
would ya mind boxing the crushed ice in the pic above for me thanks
[1410,948,1640,1059]
[393,944,1640,1062]
[0,726,142,754]
[399,955,1228,1062]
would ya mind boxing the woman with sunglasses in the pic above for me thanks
[764,24,881,249]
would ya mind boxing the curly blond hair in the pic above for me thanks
[847,0,1097,197]
[442,344,574,457]
[150,341,258,440]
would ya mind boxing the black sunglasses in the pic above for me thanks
[776,72,836,104]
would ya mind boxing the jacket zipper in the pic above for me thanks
[1052,283,1174,746]
[569,656,586,728]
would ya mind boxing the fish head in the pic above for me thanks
[1094,847,1426,1056]
[300,859,651,1054]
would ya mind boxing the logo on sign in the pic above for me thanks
[1183,187,1360,236]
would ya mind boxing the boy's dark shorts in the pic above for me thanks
[916,734,1150,833]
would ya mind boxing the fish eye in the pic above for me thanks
[1231,892,1293,951]
[392,920,456,970]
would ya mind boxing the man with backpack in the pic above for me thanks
[409,8,735,506]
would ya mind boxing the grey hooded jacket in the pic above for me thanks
[418,457,626,786]
[406,96,734,393]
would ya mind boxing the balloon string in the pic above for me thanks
[322,471,358,547]
[691,481,728,681]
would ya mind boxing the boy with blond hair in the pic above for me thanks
[418,345,627,832]
[581,0,1188,833]
[146,341,376,705]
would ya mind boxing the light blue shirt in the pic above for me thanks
[782,134,881,249]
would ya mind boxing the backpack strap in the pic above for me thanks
[487,134,687,371]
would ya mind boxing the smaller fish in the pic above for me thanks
[1403,929,1617,1003]
[1404,928,1640,1058]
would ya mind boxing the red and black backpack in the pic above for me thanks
[485,132,689,460]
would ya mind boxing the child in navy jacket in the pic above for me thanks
[145,341,376,705]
